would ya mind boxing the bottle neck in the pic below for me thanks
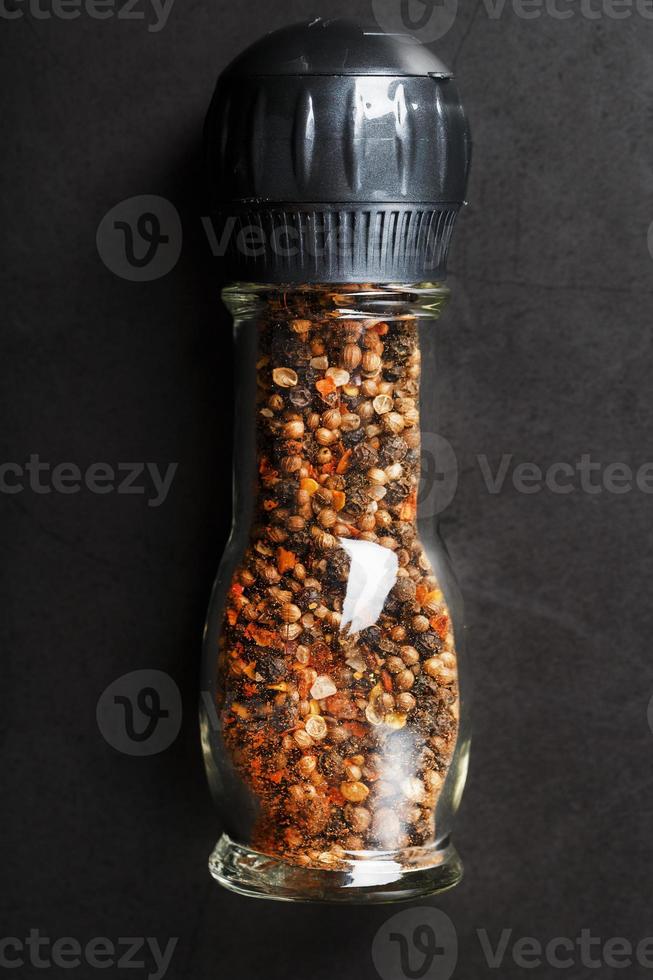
[223,282,450,323]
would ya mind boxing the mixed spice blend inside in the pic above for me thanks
[216,287,459,870]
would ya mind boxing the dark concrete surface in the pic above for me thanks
[2,0,653,977]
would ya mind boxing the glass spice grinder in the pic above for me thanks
[201,18,472,903]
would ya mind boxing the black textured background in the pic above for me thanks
[2,1,653,978]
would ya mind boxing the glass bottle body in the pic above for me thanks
[201,283,469,903]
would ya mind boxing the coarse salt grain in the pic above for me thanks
[310,675,337,700]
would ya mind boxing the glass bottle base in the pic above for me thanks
[208,833,463,904]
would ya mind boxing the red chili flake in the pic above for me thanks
[343,721,366,738]
[324,693,358,719]
[381,670,393,693]
[416,583,429,604]
[399,490,417,520]
[328,786,345,805]
[431,614,449,639]
[310,642,333,672]
[277,547,297,573]
[244,624,283,649]
[336,448,352,474]
[297,670,315,699]
[316,377,336,398]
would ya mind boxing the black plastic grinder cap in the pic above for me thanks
[204,17,471,284]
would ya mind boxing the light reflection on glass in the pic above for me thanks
[338,538,399,635]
